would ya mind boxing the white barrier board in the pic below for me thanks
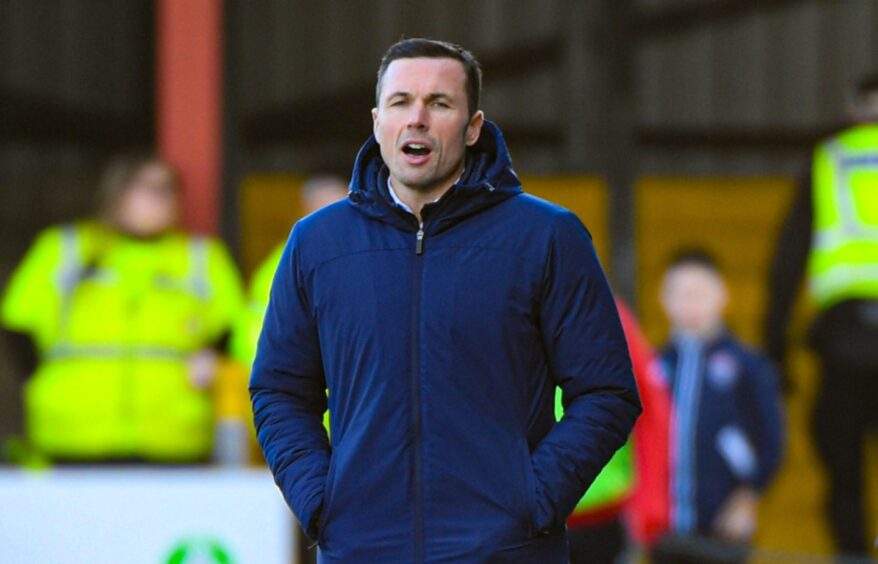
[0,467,293,563]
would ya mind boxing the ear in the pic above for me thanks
[371,107,379,138]
[465,111,484,146]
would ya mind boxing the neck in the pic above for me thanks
[675,323,723,343]
[106,221,171,241]
[389,166,464,221]
[395,186,446,221]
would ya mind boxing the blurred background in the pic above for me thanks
[1,1,877,562]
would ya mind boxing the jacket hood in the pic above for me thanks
[347,120,522,232]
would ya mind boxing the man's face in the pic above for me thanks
[660,264,728,336]
[372,57,483,195]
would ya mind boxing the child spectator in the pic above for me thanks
[653,249,784,562]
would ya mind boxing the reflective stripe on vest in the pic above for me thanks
[809,131,878,306]
[57,225,81,330]
[45,344,188,361]
[190,237,209,300]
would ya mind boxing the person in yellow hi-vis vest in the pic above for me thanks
[0,155,244,463]
[765,75,878,557]
[231,175,349,367]
[231,175,347,441]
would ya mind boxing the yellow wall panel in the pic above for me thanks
[635,176,795,346]
[241,174,610,277]
[240,174,305,277]
[521,175,610,268]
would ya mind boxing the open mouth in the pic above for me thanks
[402,142,431,157]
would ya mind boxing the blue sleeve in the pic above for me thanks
[741,355,785,491]
[249,226,329,541]
[531,211,642,532]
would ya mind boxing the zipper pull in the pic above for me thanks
[416,222,425,255]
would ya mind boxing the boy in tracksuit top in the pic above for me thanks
[655,249,784,561]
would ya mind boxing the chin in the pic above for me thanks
[394,174,436,192]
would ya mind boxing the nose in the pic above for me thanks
[406,101,428,129]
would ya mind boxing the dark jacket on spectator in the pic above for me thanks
[660,333,784,535]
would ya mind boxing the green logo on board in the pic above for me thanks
[165,537,234,564]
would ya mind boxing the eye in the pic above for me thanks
[433,100,450,108]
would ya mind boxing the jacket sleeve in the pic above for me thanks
[763,170,812,372]
[0,226,63,345]
[249,226,330,541]
[741,356,785,491]
[532,211,642,532]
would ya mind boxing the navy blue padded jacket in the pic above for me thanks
[250,121,642,563]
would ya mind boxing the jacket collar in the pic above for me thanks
[347,120,522,233]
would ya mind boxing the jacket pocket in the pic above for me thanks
[521,442,539,538]
[317,454,338,545]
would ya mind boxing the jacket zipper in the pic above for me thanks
[415,222,425,255]
[411,220,425,562]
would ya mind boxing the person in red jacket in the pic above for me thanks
[565,299,671,563]
[619,300,672,547]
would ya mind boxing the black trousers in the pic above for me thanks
[650,533,749,564]
[812,351,878,556]
[567,517,627,564]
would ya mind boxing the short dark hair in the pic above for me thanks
[855,73,878,99]
[376,38,482,117]
[665,247,723,276]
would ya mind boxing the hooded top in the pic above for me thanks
[251,120,641,563]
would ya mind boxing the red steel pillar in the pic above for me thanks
[156,0,223,234]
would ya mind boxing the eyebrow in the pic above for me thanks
[426,93,452,102]
[385,92,454,103]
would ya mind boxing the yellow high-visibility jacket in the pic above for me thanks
[809,124,878,307]
[231,243,331,433]
[230,243,284,366]
[0,221,244,461]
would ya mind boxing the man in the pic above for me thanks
[251,38,641,563]
[765,75,878,557]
